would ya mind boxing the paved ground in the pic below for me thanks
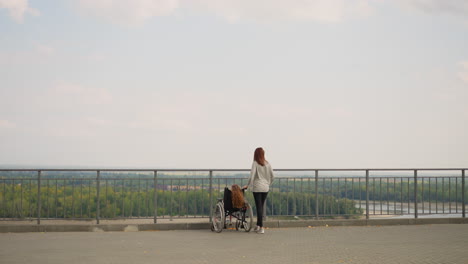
[0,224,467,264]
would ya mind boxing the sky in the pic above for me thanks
[0,0,467,169]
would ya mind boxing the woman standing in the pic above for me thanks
[243,147,274,234]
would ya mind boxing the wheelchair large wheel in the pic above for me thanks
[237,202,253,232]
[244,203,254,232]
[211,202,224,233]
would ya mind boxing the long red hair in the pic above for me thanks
[231,184,245,209]
[254,147,267,166]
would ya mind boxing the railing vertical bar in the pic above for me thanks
[209,171,213,222]
[414,170,418,219]
[96,170,100,224]
[55,180,58,219]
[436,178,438,214]
[373,178,376,215]
[146,179,149,218]
[29,179,33,218]
[429,177,431,214]
[200,178,203,218]
[449,177,451,214]
[359,178,362,211]
[293,178,296,216]
[422,177,424,214]
[2,180,5,218]
[105,179,109,219]
[279,178,282,216]
[393,178,396,215]
[400,177,403,215]
[366,170,369,220]
[20,179,23,218]
[63,179,67,219]
[286,178,289,216]
[344,177,347,216]
[455,177,458,214]
[121,179,125,218]
[323,178,326,216]
[154,171,158,223]
[308,177,311,216]
[47,179,50,219]
[129,180,133,218]
[12,179,16,218]
[37,171,41,225]
[71,178,75,218]
[112,179,116,218]
[178,179,182,218]
[170,179,173,221]
[330,178,333,215]
[462,170,465,218]
[86,180,91,218]
[80,180,83,218]
[138,178,141,218]
[379,178,382,215]
[186,178,189,218]
[407,178,410,215]
[386,177,389,215]
[194,179,197,218]
[442,178,445,214]
[300,178,304,216]
[337,178,341,215]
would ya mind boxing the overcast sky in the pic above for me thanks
[1,0,467,169]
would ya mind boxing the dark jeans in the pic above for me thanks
[253,192,268,227]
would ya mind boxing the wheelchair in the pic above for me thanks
[211,187,253,233]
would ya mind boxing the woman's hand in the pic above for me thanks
[242,185,248,190]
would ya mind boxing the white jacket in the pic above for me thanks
[247,161,275,192]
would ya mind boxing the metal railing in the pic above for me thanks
[0,168,466,224]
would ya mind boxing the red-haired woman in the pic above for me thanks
[243,147,274,234]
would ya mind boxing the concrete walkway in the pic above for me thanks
[1,224,467,264]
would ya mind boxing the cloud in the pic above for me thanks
[0,0,39,23]
[395,0,468,18]
[76,0,179,25]
[74,0,377,25]
[459,61,468,84]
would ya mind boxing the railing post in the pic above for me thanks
[209,170,213,222]
[463,169,465,218]
[414,170,418,219]
[315,170,319,220]
[37,170,41,225]
[154,171,158,223]
[366,170,369,220]
[96,170,100,224]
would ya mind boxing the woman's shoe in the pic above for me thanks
[258,227,265,234]
[253,226,261,232]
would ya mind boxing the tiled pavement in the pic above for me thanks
[0,224,467,264]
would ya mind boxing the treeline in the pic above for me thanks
[2,178,466,219]
[0,184,361,219]
[312,179,467,203]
